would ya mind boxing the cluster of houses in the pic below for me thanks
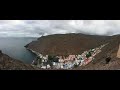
[31,43,108,69]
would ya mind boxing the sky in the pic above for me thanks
[0,20,120,37]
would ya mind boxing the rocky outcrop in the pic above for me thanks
[0,50,38,70]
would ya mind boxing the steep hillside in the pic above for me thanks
[25,33,111,56]
[0,50,38,70]
[25,33,120,70]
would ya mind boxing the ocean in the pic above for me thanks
[0,37,37,64]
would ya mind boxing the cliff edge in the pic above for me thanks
[0,50,38,70]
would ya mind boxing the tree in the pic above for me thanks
[48,55,54,61]
[38,58,42,64]
[86,52,91,58]
[74,64,78,68]
[53,57,59,62]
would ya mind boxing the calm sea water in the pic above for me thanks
[0,37,37,64]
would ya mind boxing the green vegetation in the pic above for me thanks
[74,64,78,68]
[48,55,59,62]
[38,58,42,64]
[86,52,92,58]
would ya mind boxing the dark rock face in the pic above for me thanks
[105,57,111,64]
[0,51,38,70]
[0,50,2,56]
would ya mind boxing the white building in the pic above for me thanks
[41,66,46,69]
[47,64,51,69]
[53,62,56,66]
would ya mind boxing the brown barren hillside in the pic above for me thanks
[25,33,120,70]
[25,33,111,56]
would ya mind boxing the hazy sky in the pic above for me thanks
[0,20,120,37]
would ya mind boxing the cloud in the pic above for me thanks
[0,20,120,37]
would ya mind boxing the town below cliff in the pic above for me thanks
[25,33,120,70]
[1,33,120,70]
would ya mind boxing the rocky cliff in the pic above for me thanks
[0,50,38,70]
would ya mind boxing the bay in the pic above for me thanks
[0,37,37,64]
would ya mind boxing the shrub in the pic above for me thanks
[74,64,78,68]
[105,57,111,64]
[86,52,92,58]
[48,55,59,62]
